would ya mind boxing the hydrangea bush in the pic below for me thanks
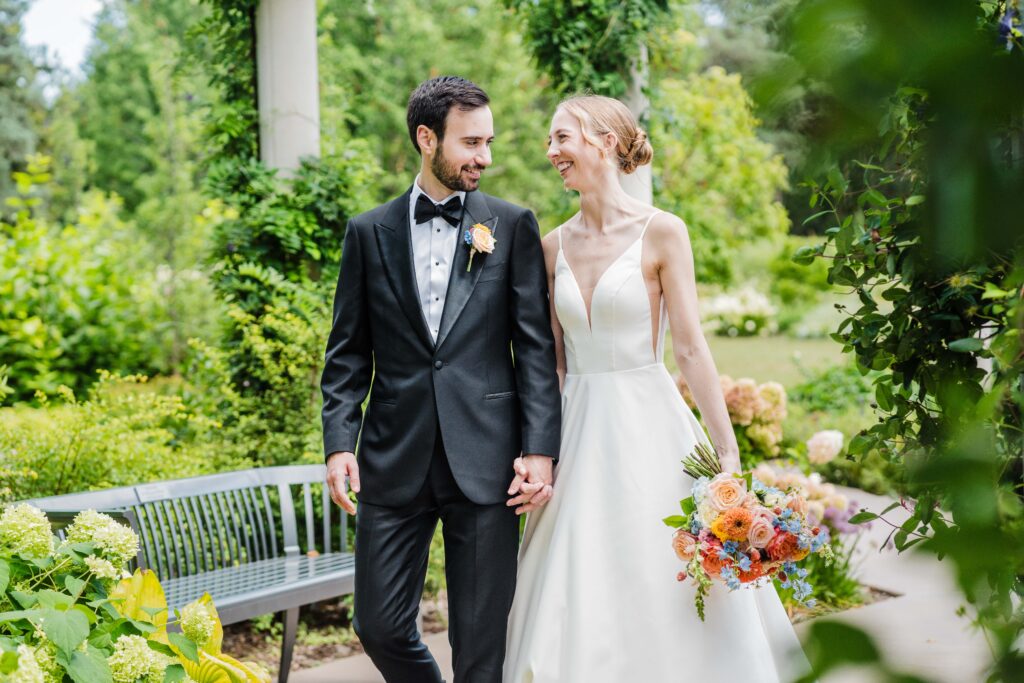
[0,506,269,683]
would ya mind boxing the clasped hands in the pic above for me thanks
[325,451,554,516]
[506,454,554,515]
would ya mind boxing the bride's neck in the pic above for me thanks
[577,175,640,234]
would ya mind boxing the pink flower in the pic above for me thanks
[747,515,775,548]
[807,430,844,465]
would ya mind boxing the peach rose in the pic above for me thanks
[706,473,747,512]
[786,495,808,518]
[470,224,495,253]
[747,515,775,549]
[672,529,698,562]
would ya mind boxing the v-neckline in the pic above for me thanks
[558,234,644,333]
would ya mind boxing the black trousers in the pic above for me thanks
[353,428,520,683]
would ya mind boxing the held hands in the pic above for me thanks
[506,454,554,515]
[326,451,360,514]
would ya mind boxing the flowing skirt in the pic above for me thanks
[503,363,812,683]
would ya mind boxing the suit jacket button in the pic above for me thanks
[434,360,443,370]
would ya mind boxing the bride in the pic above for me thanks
[502,95,812,682]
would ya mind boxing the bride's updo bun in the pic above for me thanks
[558,95,653,175]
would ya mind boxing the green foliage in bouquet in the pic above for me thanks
[0,506,269,683]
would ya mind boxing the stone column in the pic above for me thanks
[255,0,321,174]
[620,42,653,204]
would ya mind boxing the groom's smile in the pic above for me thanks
[425,105,494,195]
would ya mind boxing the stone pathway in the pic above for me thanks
[291,487,992,683]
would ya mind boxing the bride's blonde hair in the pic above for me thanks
[557,95,653,174]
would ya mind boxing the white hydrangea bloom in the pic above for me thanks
[84,556,121,581]
[65,510,139,566]
[5,645,45,683]
[180,601,216,646]
[107,635,170,683]
[0,504,54,559]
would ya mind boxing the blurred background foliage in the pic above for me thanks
[0,0,1021,677]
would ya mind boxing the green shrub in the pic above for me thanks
[0,373,246,503]
[0,158,167,401]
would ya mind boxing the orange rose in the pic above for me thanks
[765,530,801,562]
[672,530,698,562]
[707,473,747,512]
[738,556,765,583]
[701,549,731,578]
[711,507,754,543]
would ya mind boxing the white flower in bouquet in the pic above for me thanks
[64,510,139,566]
[807,429,844,465]
[0,504,54,559]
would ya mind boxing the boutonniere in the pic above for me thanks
[464,219,497,272]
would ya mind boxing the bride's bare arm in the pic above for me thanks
[541,230,567,392]
[648,213,741,473]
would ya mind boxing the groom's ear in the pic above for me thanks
[416,124,438,156]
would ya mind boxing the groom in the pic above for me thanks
[320,76,561,683]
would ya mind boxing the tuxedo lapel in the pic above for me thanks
[435,191,495,351]
[373,189,434,350]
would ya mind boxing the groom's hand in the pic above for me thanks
[326,451,360,515]
[506,455,554,515]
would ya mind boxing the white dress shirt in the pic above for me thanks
[409,175,465,343]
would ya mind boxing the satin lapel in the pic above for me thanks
[373,189,434,350]
[435,191,496,351]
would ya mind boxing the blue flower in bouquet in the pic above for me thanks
[689,517,702,534]
[737,554,752,572]
[719,566,742,591]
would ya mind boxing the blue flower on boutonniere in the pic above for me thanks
[464,221,496,272]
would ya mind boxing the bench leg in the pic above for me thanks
[278,607,299,683]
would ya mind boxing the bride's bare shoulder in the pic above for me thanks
[646,210,691,247]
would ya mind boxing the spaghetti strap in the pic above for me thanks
[557,225,564,251]
[638,211,662,240]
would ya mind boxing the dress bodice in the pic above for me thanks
[553,212,667,375]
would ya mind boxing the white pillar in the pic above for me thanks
[619,42,653,204]
[256,0,321,174]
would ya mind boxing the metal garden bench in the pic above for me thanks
[26,464,353,683]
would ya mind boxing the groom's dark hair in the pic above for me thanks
[407,76,490,155]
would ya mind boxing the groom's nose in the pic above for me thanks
[475,146,492,168]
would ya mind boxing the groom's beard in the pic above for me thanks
[432,146,483,193]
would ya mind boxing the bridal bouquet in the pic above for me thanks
[664,444,834,620]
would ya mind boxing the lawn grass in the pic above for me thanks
[665,334,846,388]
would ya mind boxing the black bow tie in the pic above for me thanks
[414,193,462,227]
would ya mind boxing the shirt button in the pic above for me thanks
[436,228,441,233]
[435,261,439,266]
[434,360,443,370]
[435,297,440,301]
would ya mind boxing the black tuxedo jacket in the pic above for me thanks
[320,188,562,506]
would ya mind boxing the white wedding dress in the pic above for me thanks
[503,213,812,683]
